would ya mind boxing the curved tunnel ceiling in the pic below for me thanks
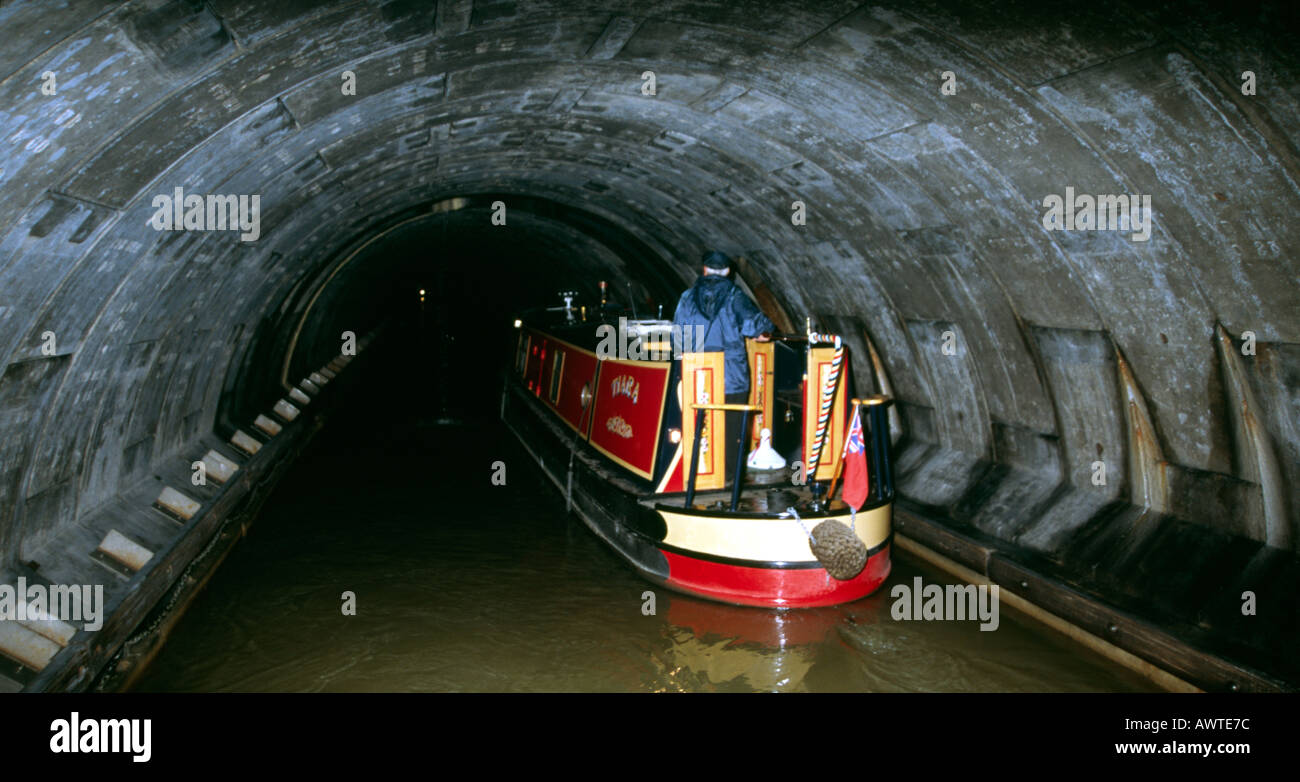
[1,0,1298,578]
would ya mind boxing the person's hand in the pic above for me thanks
[755,332,772,342]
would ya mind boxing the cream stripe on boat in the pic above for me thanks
[658,504,890,564]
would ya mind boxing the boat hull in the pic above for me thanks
[502,376,892,609]
[659,543,891,608]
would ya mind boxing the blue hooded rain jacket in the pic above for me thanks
[671,275,775,395]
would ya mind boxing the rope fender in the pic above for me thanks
[784,506,867,581]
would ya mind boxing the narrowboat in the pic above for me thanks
[500,292,896,608]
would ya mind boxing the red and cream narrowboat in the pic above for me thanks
[501,296,896,608]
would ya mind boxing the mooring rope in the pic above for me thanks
[566,445,576,512]
[806,332,844,477]
[783,506,816,545]
[566,368,600,514]
[785,505,857,540]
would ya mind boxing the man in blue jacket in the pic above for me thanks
[672,251,774,482]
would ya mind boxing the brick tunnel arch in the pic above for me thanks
[0,0,1297,690]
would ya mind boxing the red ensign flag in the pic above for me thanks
[841,405,869,510]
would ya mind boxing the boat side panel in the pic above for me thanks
[586,357,671,480]
[549,342,601,435]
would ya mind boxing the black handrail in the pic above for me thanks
[730,408,752,512]
[683,403,761,510]
[683,408,708,508]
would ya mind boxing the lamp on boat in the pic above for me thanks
[668,428,681,444]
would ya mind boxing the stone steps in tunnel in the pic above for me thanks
[0,564,79,689]
[4,344,369,690]
[4,430,253,688]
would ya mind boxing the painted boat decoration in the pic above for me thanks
[501,296,896,608]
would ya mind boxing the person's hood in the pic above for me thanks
[691,275,734,319]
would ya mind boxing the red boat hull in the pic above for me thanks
[660,543,892,608]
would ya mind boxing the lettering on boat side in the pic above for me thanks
[606,415,633,438]
[610,374,640,403]
[49,713,151,763]
[890,577,999,631]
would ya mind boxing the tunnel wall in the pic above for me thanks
[0,0,1297,686]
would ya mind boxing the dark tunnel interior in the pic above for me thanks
[215,197,682,430]
[1,0,1298,693]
